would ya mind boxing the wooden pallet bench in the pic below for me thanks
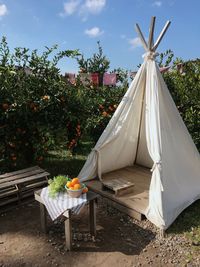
[0,166,49,207]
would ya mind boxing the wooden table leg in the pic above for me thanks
[89,199,96,237]
[64,210,72,251]
[40,203,47,234]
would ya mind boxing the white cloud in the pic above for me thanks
[85,27,104,38]
[79,0,106,20]
[0,4,8,17]
[129,37,142,49]
[60,0,80,16]
[60,0,106,20]
[152,1,162,7]
[84,0,106,14]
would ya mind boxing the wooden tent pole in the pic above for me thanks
[134,78,146,164]
[152,21,171,51]
[135,24,148,51]
[148,16,156,50]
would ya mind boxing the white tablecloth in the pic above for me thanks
[41,187,87,220]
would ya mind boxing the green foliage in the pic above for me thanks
[112,67,129,88]
[80,85,126,142]
[48,175,70,197]
[76,41,110,85]
[0,37,128,172]
[0,36,82,172]
[157,49,174,67]
[163,59,200,150]
[0,37,199,174]
[74,43,129,142]
[76,41,110,74]
[155,49,200,150]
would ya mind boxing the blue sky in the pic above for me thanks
[0,0,199,73]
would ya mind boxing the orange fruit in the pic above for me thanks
[74,184,81,190]
[71,178,79,186]
[102,111,108,117]
[42,95,50,101]
[82,187,88,193]
[66,181,72,188]
[69,186,74,190]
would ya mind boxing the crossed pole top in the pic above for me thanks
[135,16,171,52]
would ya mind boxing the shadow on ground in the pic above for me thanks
[0,197,155,257]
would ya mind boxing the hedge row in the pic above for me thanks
[0,37,199,172]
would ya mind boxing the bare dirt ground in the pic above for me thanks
[0,197,199,267]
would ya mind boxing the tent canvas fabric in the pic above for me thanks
[78,19,200,230]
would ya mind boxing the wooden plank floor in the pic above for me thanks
[85,165,151,216]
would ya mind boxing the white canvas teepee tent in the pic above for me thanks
[78,17,200,230]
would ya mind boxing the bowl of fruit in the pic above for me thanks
[65,177,88,198]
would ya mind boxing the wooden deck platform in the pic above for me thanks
[85,165,151,221]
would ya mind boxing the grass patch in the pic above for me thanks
[41,138,94,178]
[168,200,200,235]
[168,199,200,251]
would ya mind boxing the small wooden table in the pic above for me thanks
[34,189,98,251]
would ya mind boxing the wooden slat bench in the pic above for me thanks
[0,166,49,207]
